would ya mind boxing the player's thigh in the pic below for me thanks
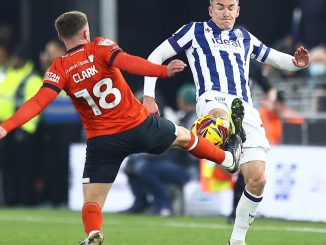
[241,101,270,150]
[197,91,270,148]
[84,116,178,184]
[83,183,112,208]
[84,135,128,184]
[142,115,178,154]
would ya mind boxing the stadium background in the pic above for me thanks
[1,1,326,244]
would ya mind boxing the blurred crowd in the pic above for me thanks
[0,0,325,220]
[0,39,83,207]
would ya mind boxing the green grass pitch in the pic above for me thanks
[0,208,325,244]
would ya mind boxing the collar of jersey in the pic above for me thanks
[207,19,234,34]
[67,44,85,54]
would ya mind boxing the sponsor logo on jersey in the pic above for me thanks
[44,72,60,83]
[98,38,114,46]
[66,58,92,73]
[211,35,242,53]
[72,65,99,83]
[213,35,242,48]
[66,64,78,73]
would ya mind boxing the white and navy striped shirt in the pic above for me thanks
[168,20,271,105]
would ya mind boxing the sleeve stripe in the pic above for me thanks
[108,50,122,66]
[168,38,182,52]
[254,43,264,59]
[42,83,61,94]
[261,47,271,63]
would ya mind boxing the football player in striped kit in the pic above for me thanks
[143,0,310,244]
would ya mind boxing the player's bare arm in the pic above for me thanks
[292,46,310,68]
[143,95,160,116]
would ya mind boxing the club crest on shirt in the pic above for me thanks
[88,55,94,62]
[205,27,212,33]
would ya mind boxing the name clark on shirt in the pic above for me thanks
[73,65,99,83]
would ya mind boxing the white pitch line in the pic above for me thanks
[0,216,325,234]
[157,222,326,234]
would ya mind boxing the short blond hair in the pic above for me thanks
[55,11,88,39]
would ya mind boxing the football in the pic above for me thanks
[191,115,229,147]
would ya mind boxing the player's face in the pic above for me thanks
[209,0,239,30]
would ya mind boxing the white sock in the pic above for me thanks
[230,188,263,242]
[229,239,244,245]
[221,151,233,168]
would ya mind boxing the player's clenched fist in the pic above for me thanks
[167,59,187,77]
[0,126,7,139]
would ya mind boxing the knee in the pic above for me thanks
[246,174,266,195]
[172,126,191,148]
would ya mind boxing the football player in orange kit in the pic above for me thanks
[0,11,242,245]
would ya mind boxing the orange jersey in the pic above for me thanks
[259,107,282,145]
[43,38,162,139]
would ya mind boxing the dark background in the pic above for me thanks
[0,0,298,108]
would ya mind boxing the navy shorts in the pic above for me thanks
[83,115,177,183]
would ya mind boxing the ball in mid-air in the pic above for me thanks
[191,115,229,147]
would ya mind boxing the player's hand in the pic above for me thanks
[167,59,187,77]
[143,95,160,116]
[292,46,310,68]
[0,126,7,139]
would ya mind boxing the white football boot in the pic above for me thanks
[80,230,104,245]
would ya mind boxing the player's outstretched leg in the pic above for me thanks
[230,98,246,143]
[223,134,242,173]
[178,129,239,173]
[80,230,104,245]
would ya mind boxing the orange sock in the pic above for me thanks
[183,133,225,164]
[82,202,102,234]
